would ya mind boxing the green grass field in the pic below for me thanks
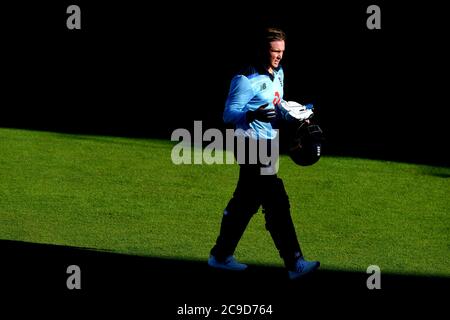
[1,127,449,277]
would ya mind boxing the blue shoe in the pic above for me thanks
[208,255,248,271]
[288,258,320,280]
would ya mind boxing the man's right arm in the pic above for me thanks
[223,75,275,125]
[223,75,253,126]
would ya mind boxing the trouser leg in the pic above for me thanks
[210,165,261,262]
[262,176,303,270]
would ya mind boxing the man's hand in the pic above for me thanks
[246,103,276,123]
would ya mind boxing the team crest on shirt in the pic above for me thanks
[273,91,281,105]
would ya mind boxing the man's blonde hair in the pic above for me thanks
[265,27,286,43]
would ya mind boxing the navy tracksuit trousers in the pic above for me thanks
[210,137,303,270]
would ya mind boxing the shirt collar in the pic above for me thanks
[257,64,281,81]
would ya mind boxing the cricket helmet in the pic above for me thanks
[289,122,324,166]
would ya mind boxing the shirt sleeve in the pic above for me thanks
[223,75,254,125]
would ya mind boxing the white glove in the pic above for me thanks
[279,100,314,121]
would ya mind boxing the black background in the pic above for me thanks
[1,1,449,317]
[2,0,448,165]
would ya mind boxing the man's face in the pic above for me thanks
[268,40,285,70]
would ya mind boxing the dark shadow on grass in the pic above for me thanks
[430,173,450,178]
[419,167,450,178]
[2,240,448,317]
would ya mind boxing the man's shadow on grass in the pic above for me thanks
[2,239,448,317]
